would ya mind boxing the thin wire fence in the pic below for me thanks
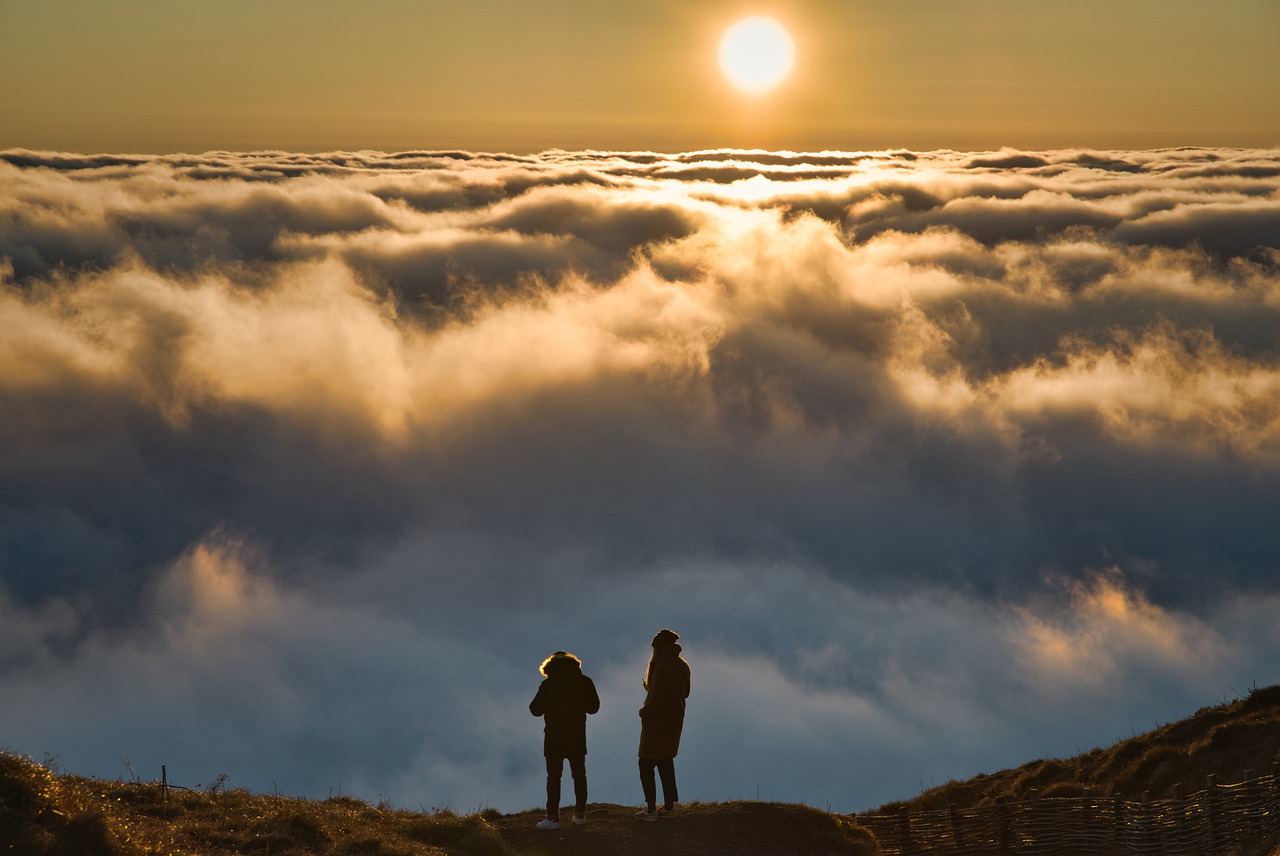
[859,765,1279,855]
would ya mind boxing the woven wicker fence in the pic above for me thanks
[859,765,1279,855]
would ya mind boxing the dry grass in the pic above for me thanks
[11,684,1278,855]
[491,801,879,856]
[0,753,511,856]
[0,753,878,856]
[875,683,1280,814]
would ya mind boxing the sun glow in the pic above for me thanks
[718,16,795,95]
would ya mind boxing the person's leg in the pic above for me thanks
[545,756,563,820]
[568,754,588,818]
[656,758,678,809]
[638,757,658,812]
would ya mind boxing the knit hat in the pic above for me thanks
[651,628,680,647]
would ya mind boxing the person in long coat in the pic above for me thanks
[529,650,600,829]
[636,628,691,820]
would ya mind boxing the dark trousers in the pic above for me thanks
[639,757,678,809]
[546,754,587,819]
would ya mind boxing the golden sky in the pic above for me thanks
[7,0,1280,152]
[3,1,1279,153]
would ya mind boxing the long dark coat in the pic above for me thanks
[638,642,691,759]
[529,657,600,758]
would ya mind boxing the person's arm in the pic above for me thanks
[530,681,547,716]
[583,677,600,715]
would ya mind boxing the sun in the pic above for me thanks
[718,16,795,95]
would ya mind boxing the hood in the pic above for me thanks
[540,650,583,676]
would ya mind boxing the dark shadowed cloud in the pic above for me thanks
[2,146,1279,812]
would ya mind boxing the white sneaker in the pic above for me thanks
[656,804,677,817]
[571,814,586,826]
[535,818,561,830]
[635,808,657,822]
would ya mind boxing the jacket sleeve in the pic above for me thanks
[583,676,601,715]
[529,681,547,717]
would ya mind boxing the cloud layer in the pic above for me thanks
[2,146,1279,812]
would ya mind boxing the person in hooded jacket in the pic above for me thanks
[529,650,600,830]
[635,628,691,820]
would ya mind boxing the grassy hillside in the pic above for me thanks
[7,684,1277,854]
[0,753,510,856]
[0,752,877,856]
[874,683,1280,814]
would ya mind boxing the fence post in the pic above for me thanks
[995,796,1011,854]
[1112,794,1126,852]
[1152,793,1162,849]
[898,808,913,856]
[1272,763,1280,836]
[948,803,963,852]
[1244,768,1262,844]
[1205,774,1221,854]
[1170,783,1186,850]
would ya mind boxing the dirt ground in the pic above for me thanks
[490,801,878,856]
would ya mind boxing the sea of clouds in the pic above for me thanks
[2,146,1279,812]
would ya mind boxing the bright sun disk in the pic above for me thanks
[719,16,795,95]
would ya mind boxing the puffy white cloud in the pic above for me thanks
[1010,569,1225,694]
[1,145,1279,812]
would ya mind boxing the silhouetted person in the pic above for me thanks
[636,628,691,820]
[529,650,600,830]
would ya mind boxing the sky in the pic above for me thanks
[2,0,1279,153]
[2,146,1280,814]
[2,0,1280,821]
